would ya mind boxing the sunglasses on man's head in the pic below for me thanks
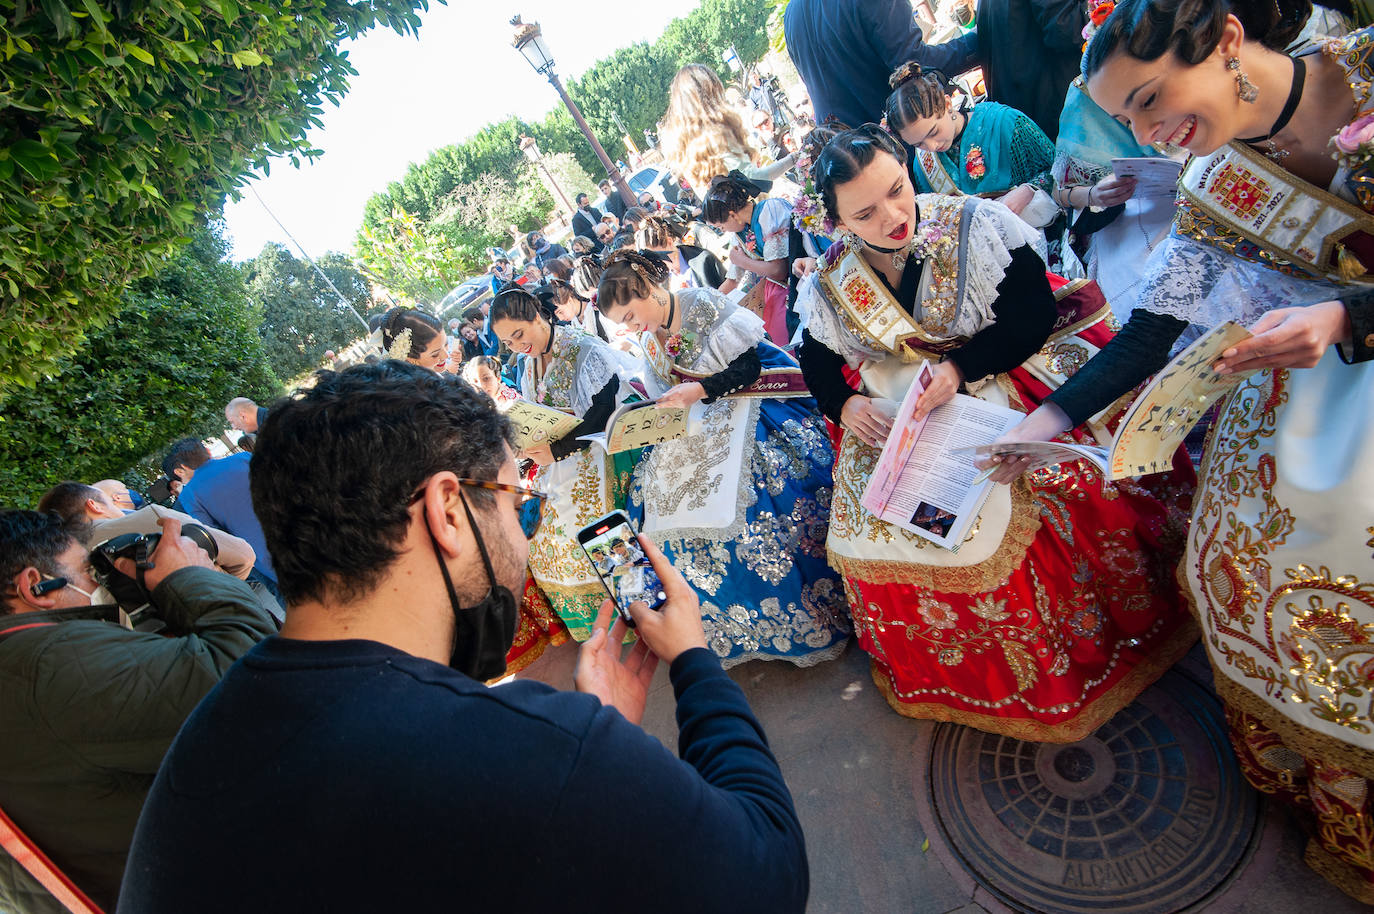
[409,478,547,539]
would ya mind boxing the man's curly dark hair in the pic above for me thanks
[0,510,76,614]
[250,361,513,606]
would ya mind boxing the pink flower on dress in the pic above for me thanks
[1335,113,1374,155]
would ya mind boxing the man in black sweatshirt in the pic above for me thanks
[119,361,808,914]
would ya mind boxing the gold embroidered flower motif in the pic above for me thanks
[917,596,958,630]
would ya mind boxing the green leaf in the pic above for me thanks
[38,0,76,39]
[921,838,930,852]
[234,48,262,66]
[124,43,155,65]
[78,0,107,32]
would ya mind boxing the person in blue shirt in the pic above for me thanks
[784,0,979,130]
[179,452,275,584]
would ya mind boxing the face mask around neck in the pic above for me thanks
[425,494,518,681]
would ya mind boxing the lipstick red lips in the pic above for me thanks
[888,223,910,242]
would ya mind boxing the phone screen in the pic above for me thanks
[579,516,668,620]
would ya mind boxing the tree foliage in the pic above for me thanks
[355,205,472,304]
[355,0,769,278]
[0,223,278,507]
[245,243,370,384]
[0,0,435,400]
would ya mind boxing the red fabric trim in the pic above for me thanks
[0,622,58,639]
[0,805,103,913]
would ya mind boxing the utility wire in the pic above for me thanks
[249,186,371,331]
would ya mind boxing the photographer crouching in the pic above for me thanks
[0,509,277,910]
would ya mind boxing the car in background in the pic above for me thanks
[593,165,683,213]
[438,276,494,318]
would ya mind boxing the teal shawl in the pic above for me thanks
[1051,78,1161,187]
[911,101,1055,196]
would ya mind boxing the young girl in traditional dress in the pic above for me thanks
[795,125,1195,740]
[885,63,1060,236]
[459,355,518,406]
[488,289,643,641]
[596,250,849,668]
[991,0,1374,897]
[702,173,795,345]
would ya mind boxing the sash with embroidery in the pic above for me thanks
[640,334,810,399]
[1175,141,1374,283]
[916,149,962,197]
[816,196,971,362]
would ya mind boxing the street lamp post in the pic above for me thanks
[511,16,636,208]
[519,135,575,219]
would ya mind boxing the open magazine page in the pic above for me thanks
[578,400,704,454]
[963,321,1252,480]
[1108,321,1251,478]
[502,399,581,453]
[862,361,1023,550]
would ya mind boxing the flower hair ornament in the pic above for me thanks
[791,186,835,236]
[1081,0,1115,50]
[385,327,414,362]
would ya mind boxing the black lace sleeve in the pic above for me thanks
[1044,308,1189,426]
[699,348,763,403]
[799,329,860,425]
[550,375,621,461]
[1339,286,1374,364]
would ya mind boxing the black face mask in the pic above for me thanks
[425,494,518,681]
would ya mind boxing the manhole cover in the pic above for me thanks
[927,669,1261,913]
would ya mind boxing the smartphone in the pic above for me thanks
[576,511,668,626]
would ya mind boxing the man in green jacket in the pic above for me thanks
[0,509,276,910]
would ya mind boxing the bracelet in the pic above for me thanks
[1084,186,1095,207]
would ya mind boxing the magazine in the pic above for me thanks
[959,321,1253,479]
[578,399,709,454]
[502,400,582,453]
[860,361,1024,551]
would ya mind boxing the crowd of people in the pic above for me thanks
[3,0,1374,908]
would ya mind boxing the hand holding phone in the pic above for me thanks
[577,512,668,627]
[576,512,706,664]
[621,536,706,665]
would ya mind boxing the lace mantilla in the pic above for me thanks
[796,196,1039,364]
[678,286,766,374]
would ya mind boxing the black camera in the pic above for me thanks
[90,524,219,612]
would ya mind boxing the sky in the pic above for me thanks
[221,0,706,262]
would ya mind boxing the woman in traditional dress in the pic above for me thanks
[702,173,796,345]
[1050,70,1180,324]
[375,306,450,372]
[885,63,1061,235]
[636,212,728,292]
[987,0,1374,897]
[795,125,1196,740]
[595,250,849,668]
[488,288,643,642]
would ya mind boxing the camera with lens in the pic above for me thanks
[90,524,219,615]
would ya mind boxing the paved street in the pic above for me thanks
[518,638,1369,913]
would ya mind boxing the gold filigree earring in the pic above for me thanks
[1227,57,1259,103]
